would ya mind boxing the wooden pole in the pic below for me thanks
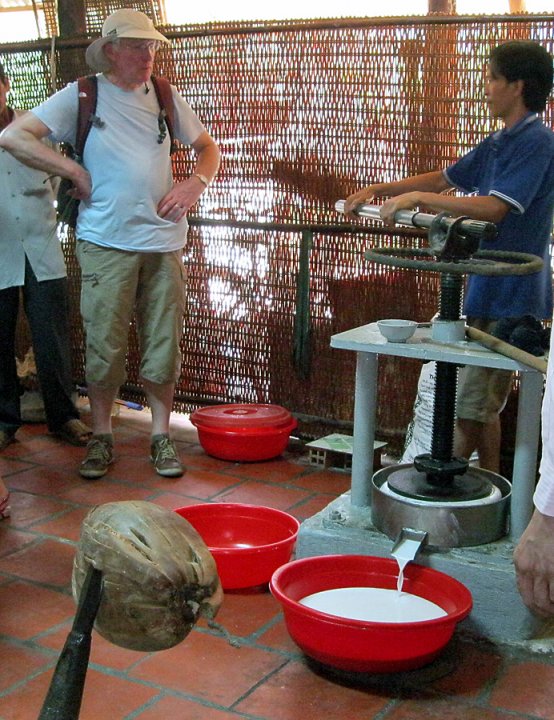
[38,566,103,720]
[509,0,527,12]
[466,326,548,374]
[57,0,87,37]
[428,0,456,13]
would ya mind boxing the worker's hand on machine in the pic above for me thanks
[343,186,377,216]
[380,192,420,225]
[514,509,554,617]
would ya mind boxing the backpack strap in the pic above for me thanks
[74,75,99,161]
[151,75,177,155]
[75,75,175,156]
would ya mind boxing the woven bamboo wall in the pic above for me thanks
[1,15,552,451]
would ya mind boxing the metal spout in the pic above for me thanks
[391,528,428,568]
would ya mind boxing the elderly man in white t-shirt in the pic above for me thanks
[0,9,220,480]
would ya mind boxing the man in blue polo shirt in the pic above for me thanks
[344,40,554,475]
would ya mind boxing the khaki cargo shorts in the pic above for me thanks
[76,240,186,388]
[456,318,513,424]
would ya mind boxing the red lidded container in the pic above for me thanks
[190,404,297,461]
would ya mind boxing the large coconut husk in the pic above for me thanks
[72,501,223,651]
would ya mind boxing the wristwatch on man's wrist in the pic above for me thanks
[192,172,209,188]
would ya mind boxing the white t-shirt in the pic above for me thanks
[32,74,206,253]
[0,110,65,289]
[534,327,554,515]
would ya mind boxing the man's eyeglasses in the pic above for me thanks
[117,39,161,53]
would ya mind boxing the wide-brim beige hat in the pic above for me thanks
[85,8,170,72]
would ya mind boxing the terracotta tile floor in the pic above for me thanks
[2,407,554,720]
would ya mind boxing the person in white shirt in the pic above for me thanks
[514,326,554,617]
[0,61,91,452]
[0,10,220,480]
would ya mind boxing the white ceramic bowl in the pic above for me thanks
[377,319,417,343]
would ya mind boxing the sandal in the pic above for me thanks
[54,419,93,447]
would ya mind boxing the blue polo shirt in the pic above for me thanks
[444,113,554,320]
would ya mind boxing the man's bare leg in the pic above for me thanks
[87,382,119,435]
[454,416,501,474]
[80,382,118,478]
[142,378,174,437]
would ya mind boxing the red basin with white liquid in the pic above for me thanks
[270,554,472,673]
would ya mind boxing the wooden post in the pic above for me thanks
[428,0,456,12]
[57,0,87,37]
[509,0,527,11]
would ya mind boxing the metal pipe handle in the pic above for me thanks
[335,200,497,242]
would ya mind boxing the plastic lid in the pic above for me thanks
[190,404,293,429]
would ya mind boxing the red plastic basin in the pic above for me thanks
[270,555,472,673]
[174,503,300,590]
[190,404,297,462]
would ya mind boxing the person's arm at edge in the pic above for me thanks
[514,508,554,617]
[0,111,91,199]
[514,312,554,617]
